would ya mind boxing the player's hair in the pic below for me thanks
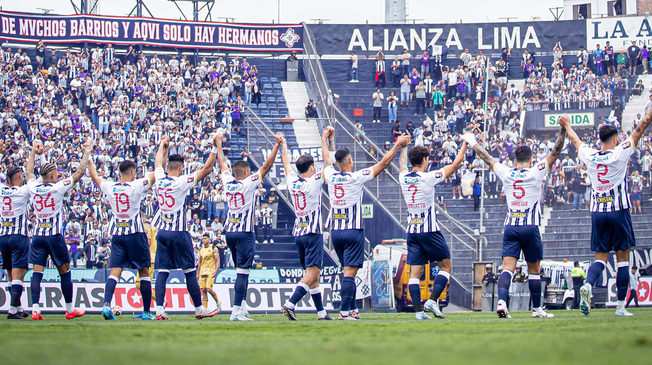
[232,160,250,176]
[408,146,429,167]
[6,166,23,182]
[119,160,136,174]
[514,145,532,164]
[167,154,184,171]
[295,155,314,174]
[335,149,350,164]
[40,163,57,177]
[599,125,618,143]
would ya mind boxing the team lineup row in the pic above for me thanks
[1,106,650,320]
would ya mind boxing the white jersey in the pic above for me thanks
[0,183,31,236]
[152,171,198,231]
[324,166,374,231]
[28,177,74,236]
[399,170,445,234]
[494,160,548,226]
[222,171,259,233]
[100,178,150,236]
[578,137,634,212]
[287,171,323,236]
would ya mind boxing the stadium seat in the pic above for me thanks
[273,90,283,96]
[278,103,286,109]
[277,97,286,103]
[260,96,267,103]
[263,83,273,89]
[258,103,268,109]
[270,111,280,117]
[283,124,294,131]
[261,110,271,117]
[264,89,274,96]
[260,77,269,83]
[267,97,277,103]
[267,104,278,110]
[273,84,283,89]
[269,77,279,83]
[279,109,289,117]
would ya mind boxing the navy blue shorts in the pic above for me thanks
[110,233,151,269]
[154,230,195,270]
[295,234,324,269]
[406,231,451,265]
[225,232,256,268]
[502,225,543,263]
[0,234,30,269]
[29,234,70,267]
[591,210,636,252]
[331,229,365,268]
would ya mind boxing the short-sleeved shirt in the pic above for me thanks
[286,171,323,236]
[152,170,199,231]
[0,183,31,236]
[578,137,634,212]
[493,160,549,226]
[28,177,75,236]
[221,171,259,233]
[100,178,150,235]
[199,245,219,276]
[323,166,374,230]
[399,170,446,234]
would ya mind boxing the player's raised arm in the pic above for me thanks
[545,125,567,168]
[215,132,229,175]
[72,139,93,184]
[87,160,104,187]
[25,139,44,182]
[194,135,219,182]
[321,126,335,169]
[462,133,498,170]
[280,135,294,176]
[372,133,411,178]
[257,133,283,180]
[631,107,652,148]
[155,135,170,172]
[398,143,409,173]
[558,114,584,151]
[442,141,468,179]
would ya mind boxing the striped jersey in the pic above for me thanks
[286,171,323,236]
[28,177,75,236]
[578,137,634,212]
[0,183,31,236]
[494,160,548,226]
[100,178,150,236]
[152,171,198,231]
[324,166,375,231]
[399,170,446,234]
[222,171,259,233]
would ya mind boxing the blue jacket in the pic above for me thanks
[473,181,482,196]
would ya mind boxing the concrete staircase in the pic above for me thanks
[281,82,322,147]
[621,74,652,131]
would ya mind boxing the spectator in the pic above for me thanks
[472,175,481,212]
[391,56,402,87]
[65,228,81,269]
[631,180,642,214]
[642,45,649,75]
[375,50,386,88]
[386,91,399,123]
[401,49,411,76]
[414,81,427,116]
[305,99,318,120]
[482,264,498,285]
[260,203,274,244]
[354,120,366,144]
[372,88,384,123]
[627,41,641,75]
[350,51,358,82]
[391,121,402,142]
[400,74,411,109]
[626,266,641,308]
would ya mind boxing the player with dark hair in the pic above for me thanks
[463,120,567,319]
[152,135,221,320]
[323,126,410,320]
[28,139,92,320]
[88,150,162,320]
[280,130,334,321]
[216,131,282,321]
[398,141,467,320]
[562,109,652,317]
[0,140,40,319]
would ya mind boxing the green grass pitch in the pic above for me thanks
[1,309,651,365]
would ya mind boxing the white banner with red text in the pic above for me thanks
[606,276,652,307]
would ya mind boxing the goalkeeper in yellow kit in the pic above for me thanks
[197,233,221,311]
[133,218,158,318]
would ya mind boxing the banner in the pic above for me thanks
[0,11,302,52]
[544,112,595,128]
[260,146,325,180]
[0,282,337,313]
[309,20,585,55]
[606,277,652,307]
[587,16,652,51]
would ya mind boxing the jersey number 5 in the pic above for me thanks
[597,164,610,184]
[334,183,345,199]
[513,180,525,199]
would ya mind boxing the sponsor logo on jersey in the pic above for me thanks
[332,214,348,220]
[2,221,14,226]
[510,212,527,218]
[404,176,419,184]
[410,218,423,224]
[298,222,309,227]
[596,196,614,203]
[229,217,241,223]
[38,222,52,228]
[116,222,132,227]
[35,187,50,193]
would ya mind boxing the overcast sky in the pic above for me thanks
[5,0,565,24]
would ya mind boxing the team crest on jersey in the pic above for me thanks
[143,179,149,186]
[362,170,371,176]
[63,179,71,186]
[537,163,546,171]
[621,141,631,149]
[251,174,260,181]
[187,177,194,183]
[314,173,322,179]
[434,171,443,178]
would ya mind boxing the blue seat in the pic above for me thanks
[267,97,277,103]
[260,96,267,103]
[270,111,280,117]
[269,77,279,83]
[287,138,297,146]
[283,124,294,131]
[263,83,273,89]
[273,84,283,89]
[264,89,274,96]
[278,103,286,109]
[279,109,289,117]
[258,103,268,109]
[273,90,283,96]
[261,110,271,117]
[267,104,278,110]
[277,97,286,103]
[260,77,269,83]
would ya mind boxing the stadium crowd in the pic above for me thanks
[0,43,281,270]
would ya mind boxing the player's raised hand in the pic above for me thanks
[274,132,284,145]
[160,135,170,148]
[461,133,478,146]
[558,114,570,129]
[213,132,223,147]
[31,139,44,155]
[322,126,334,140]
[82,138,93,153]
[397,133,411,147]
[0,140,5,154]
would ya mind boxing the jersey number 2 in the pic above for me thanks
[597,164,610,184]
